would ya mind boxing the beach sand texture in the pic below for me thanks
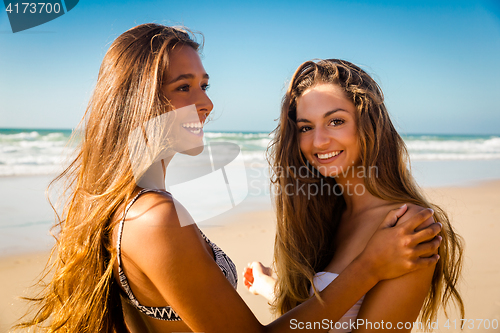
[0,181,499,332]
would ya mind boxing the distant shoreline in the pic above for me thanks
[1,127,499,137]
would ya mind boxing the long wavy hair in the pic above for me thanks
[269,59,464,325]
[15,23,200,332]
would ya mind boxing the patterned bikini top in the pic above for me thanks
[116,188,238,321]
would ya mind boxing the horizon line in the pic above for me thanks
[0,127,499,137]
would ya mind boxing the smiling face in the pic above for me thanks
[296,83,360,178]
[161,44,213,155]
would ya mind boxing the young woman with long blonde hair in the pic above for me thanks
[17,26,443,333]
[244,59,464,332]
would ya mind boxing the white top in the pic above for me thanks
[310,272,365,333]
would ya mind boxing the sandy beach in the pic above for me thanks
[0,181,499,332]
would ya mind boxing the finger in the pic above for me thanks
[243,273,254,282]
[243,268,251,276]
[410,222,442,245]
[413,254,440,270]
[414,235,442,257]
[243,273,253,285]
[242,273,251,283]
[399,208,434,231]
[379,204,408,228]
[243,272,254,284]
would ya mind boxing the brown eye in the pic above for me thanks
[177,84,190,92]
[330,118,345,126]
[299,126,312,133]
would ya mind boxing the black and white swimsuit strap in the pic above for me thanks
[116,188,238,322]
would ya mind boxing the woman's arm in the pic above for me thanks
[353,205,439,332]
[243,206,440,304]
[268,206,441,332]
[126,196,441,333]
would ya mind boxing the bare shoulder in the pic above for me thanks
[357,203,437,327]
[123,191,177,227]
[118,190,200,261]
[117,190,206,275]
[122,190,196,230]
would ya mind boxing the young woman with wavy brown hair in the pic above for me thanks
[244,59,464,332]
[16,25,443,333]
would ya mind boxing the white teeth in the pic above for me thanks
[182,122,203,129]
[317,151,341,159]
[181,122,203,135]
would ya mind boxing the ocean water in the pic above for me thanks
[1,128,499,255]
[0,128,75,177]
[1,128,500,184]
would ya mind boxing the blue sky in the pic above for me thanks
[0,0,499,134]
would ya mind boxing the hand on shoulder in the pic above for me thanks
[396,203,436,232]
[359,204,441,282]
